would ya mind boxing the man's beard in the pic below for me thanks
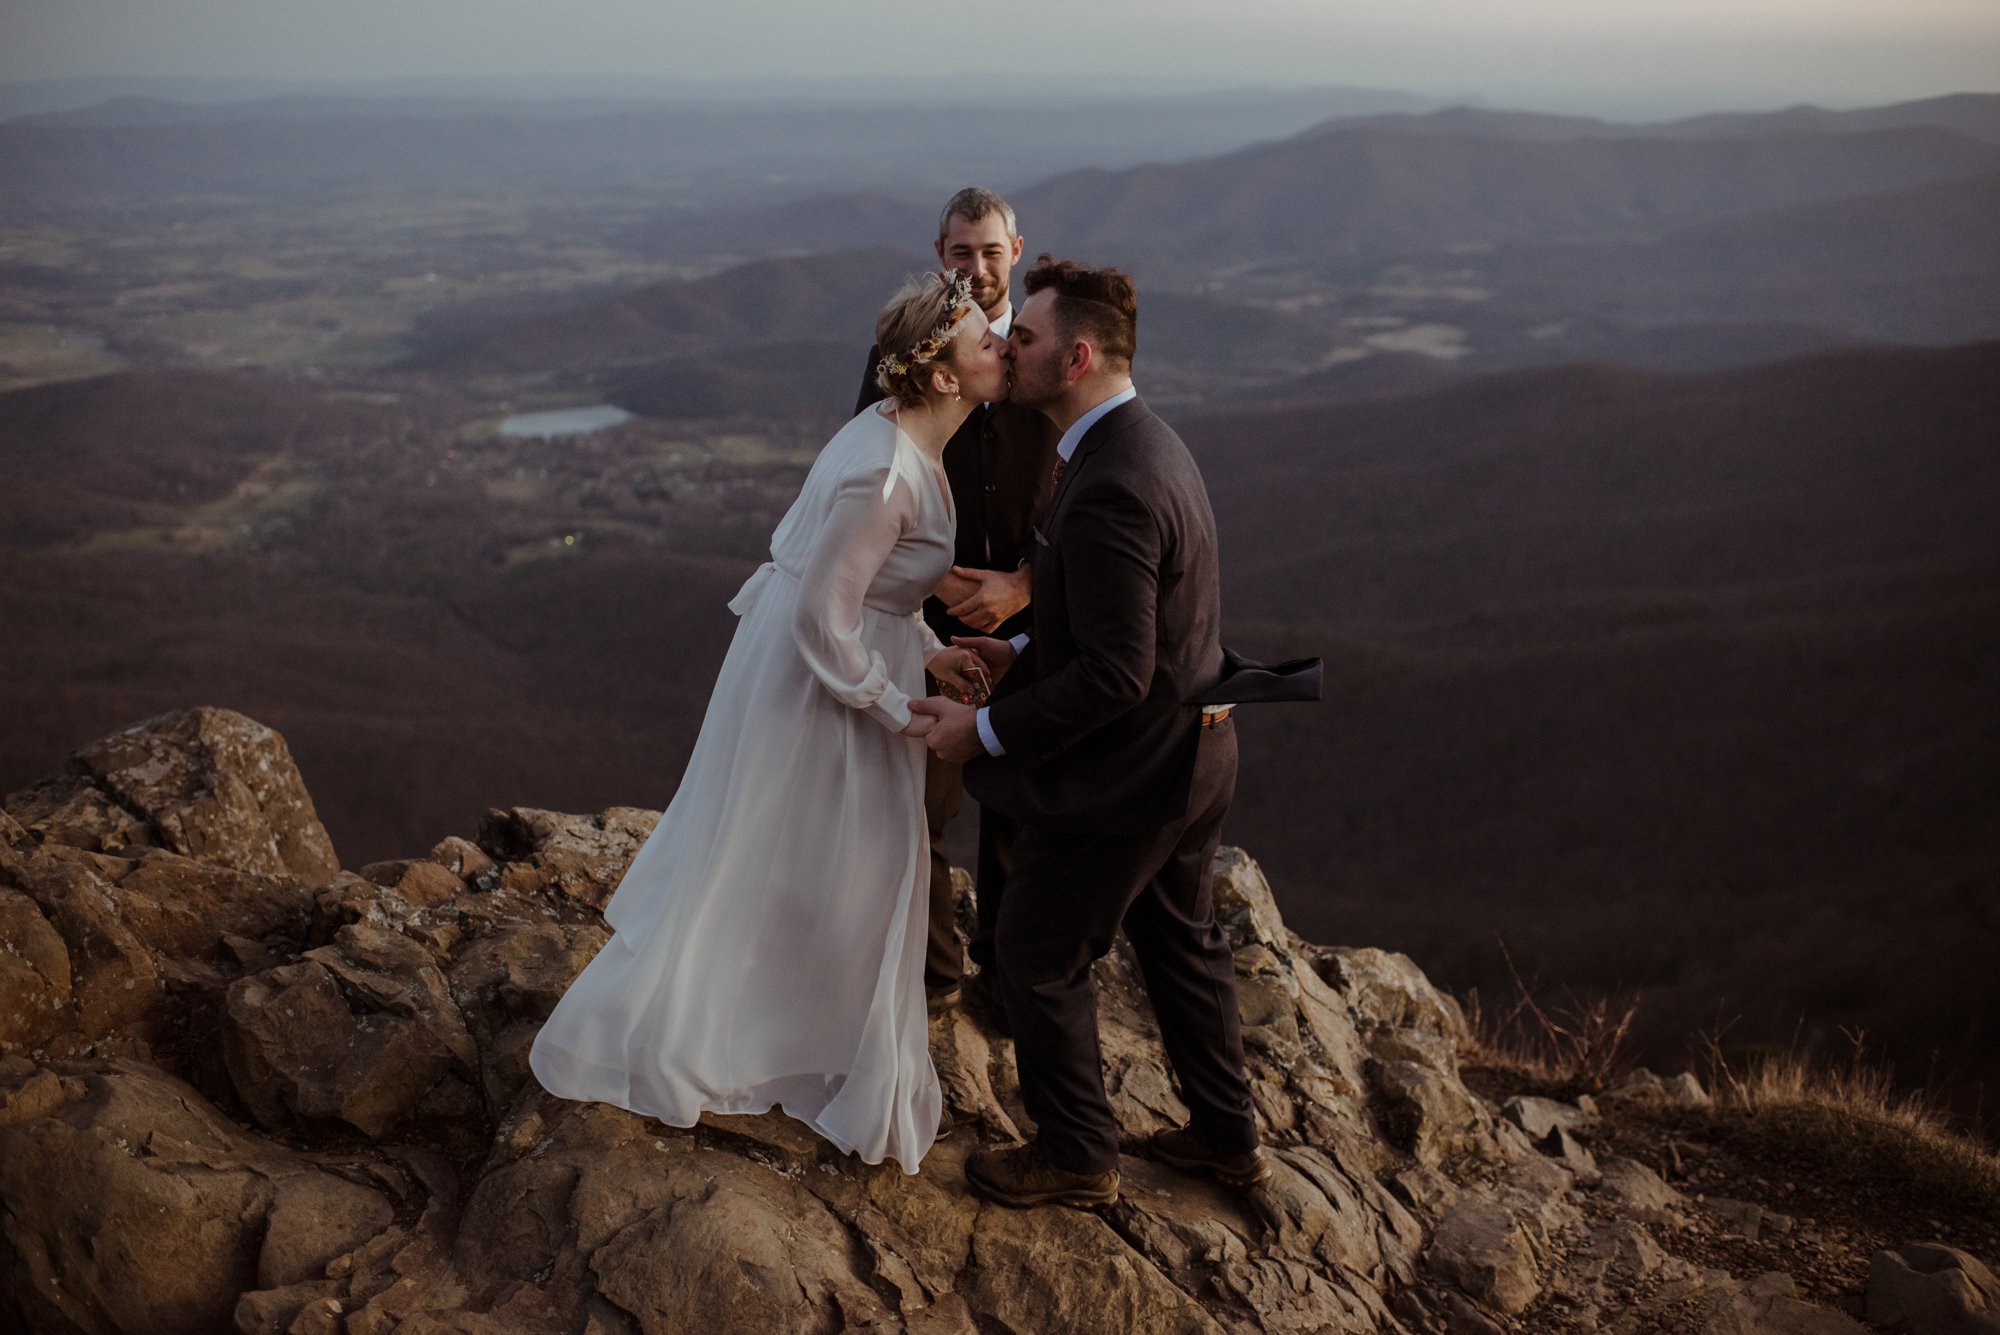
[1005,358,1059,410]
[973,276,1007,320]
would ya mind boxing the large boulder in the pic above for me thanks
[1868,1244,2000,1334]
[0,840,318,1059]
[0,885,72,1050]
[1,710,331,1061]
[8,707,339,878]
[222,923,479,1137]
[475,805,660,911]
[1426,1197,1542,1315]
[0,1057,396,1335]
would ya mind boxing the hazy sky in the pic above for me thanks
[5,0,1997,116]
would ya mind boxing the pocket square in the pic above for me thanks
[1187,647,1323,706]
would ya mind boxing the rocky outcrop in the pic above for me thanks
[0,710,326,1063]
[8,706,339,878]
[0,711,1954,1334]
[0,1056,400,1335]
[1868,1244,2000,1333]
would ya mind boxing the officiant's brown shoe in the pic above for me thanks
[966,1144,1119,1209]
[1145,1127,1271,1188]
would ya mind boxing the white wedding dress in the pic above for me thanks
[530,403,951,1172]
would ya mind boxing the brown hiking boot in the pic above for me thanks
[1146,1127,1271,1188]
[966,1144,1119,1209]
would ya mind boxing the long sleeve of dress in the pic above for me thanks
[793,465,923,733]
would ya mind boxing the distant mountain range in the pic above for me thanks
[1317,92,2000,144]
[1477,171,2000,345]
[1013,124,2000,279]
[613,93,2000,263]
[418,119,2000,414]
[0,84,1443,216]
[0,75,1437,123]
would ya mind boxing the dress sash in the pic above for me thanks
[728,560,923,619]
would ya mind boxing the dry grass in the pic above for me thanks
[1461,942,2000,1219]
[1466,964,2000,1220]
[1459,937,1643,1094]
[1702,1031,2000,1219]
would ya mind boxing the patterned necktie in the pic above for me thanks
[1052,456,1067,491]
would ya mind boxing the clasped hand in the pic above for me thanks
[934,564,1030,633]
[901,645,981,739]
[904,636,1019,759]
[924,645,984,699]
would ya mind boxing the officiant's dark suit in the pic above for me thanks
[853,356,1059,990]
[964,394,1259,1176]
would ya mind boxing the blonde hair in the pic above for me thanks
[873,271,973,407]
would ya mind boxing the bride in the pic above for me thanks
[530,270,1004,1172]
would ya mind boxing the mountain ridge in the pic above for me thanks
[1016,124,2000,278]
[1295,91,2000,145]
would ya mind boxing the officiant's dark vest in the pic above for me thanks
[856,350,1060,644]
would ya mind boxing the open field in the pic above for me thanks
[0,192,700,388]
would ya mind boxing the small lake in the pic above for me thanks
[498,405,634,439]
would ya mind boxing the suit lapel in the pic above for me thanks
[1046,396,1150,533]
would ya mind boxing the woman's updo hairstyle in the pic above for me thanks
[873,270,975,407]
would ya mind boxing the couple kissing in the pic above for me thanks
[532,187,1315,1209]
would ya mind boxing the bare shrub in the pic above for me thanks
[1461,936,1641,1092]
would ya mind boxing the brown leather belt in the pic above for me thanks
[1199,706,1234,728]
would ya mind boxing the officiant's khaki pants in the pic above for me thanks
[925,749,1018,990]
[923,748,965,990]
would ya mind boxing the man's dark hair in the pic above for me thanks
[1022,255,1137,372]
[937,187,1017,243]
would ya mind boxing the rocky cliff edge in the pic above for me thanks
[2,708,1992,1335]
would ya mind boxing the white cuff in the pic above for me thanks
[1009,632,1030,653]
[976,706,1005,756]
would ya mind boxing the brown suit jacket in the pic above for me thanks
[856,346,1060,643]
[964,395,1229,832]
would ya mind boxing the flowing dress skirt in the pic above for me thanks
[529,561,942,1171]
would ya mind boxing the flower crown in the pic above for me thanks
[876,270,977,386]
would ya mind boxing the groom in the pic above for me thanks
[911,256,1265,1208]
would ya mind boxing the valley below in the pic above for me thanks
[3,86,1996,1141]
